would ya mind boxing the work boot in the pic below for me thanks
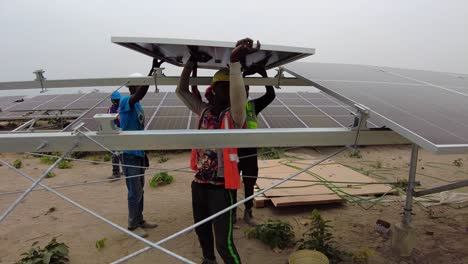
[201,258,218,264]
[107,174,120,182]
[130,227,148,238]
[243,209,257,226]
[140,220,158,229]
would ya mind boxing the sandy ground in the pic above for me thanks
[0,145,467,264]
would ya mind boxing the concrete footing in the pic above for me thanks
[391,222,416,257]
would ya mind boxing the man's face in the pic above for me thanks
[213,81,230,106]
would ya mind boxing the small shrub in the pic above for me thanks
[453,158,463,167]
[149,172,174,188]
[260,147,283,160]
[12,160,23,169]
[348,150,362,159]
[57,160,73,169]
[40,156,58,165]
[352,248,375,264]
[15,238,69,264]
[245,219,295,249]
[88,156,101,165]
[298,209,349,263]
[103,153,112,162]
[45,172,56,178]
[68,151,89,159]
[95,238,107,251]
[158,155,169,163]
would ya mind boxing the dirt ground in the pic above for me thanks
[0,145,467,264]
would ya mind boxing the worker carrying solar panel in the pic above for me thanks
[177,37,261,264]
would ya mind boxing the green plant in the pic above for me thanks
[88,156,101,165]
[453,158,463,167]
[68,152,89,159]
[16,238,69,264]
[245,219,295,249]
[298,209,348,263]
[348,150,362,159]
[46,172,56,178]
[260,147,283,160]
[57,160,72,169]
[352,248,375,264]
[95,238,107,251]
[149,172,174,188]
[13,159,23,169]
[158,155,169,163]
[103,153,112,162]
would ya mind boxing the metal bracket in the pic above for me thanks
[35,141,48,151]
[274,68,284,89]
[352,103,369,131]
[33,69,47,93]
[153,67,165,93]
[93,114,120,134]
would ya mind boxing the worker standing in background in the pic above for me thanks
[233,66,276,226]
[108,91,122,181]
[120,59,159,238]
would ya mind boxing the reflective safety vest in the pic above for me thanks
[245,101,257,129]
[190,107,241,190]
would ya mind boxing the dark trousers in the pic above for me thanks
[112,153,121,175]
[122,153,146,229]
[232,155,259,212]
[191,182,241,264]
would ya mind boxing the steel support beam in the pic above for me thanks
[0,76,308,90]
[0,128,410,153]
[403,144,419,226]
[414,179,468,197]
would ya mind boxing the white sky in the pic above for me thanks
[0,0,467,84]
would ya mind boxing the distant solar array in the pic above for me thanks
[61,91,384,131]
[0,90,385,130]
[283,62,468,153]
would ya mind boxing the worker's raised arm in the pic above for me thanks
[251,68,276,114]
[176,60,206,114]
[229,38,261,128]
[129,59,158,107]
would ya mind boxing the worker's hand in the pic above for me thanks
[243,64,268,77]
[188,51,212,63]
[230,38,260,63]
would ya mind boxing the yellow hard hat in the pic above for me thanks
[211,68,230,86]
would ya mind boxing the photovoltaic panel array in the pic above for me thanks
[282,62,468,154]
[60,90,379,132]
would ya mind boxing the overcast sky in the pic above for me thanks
[0,0,467,83]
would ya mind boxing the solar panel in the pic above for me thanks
[283,62,468,153]
[299,116,343,128]
[263,115,306,128]
[279,98,310,106]
[112,37,315,70]
[147,117,189,130]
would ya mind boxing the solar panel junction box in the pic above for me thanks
[94,113,120,134]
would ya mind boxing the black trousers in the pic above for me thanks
[112,153,121,175]
[191,182,241,264]
[233,155,259,211]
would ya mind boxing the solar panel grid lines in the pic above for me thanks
[296,92,345,128]
[283,62,468,153]
[144,92,169,130]
[275,97,309,128]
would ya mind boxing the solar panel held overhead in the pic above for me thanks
[111,37,315,70]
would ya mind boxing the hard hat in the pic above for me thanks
[211,68,229,86]
[129,72,143,77]
[111,91,121,100]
